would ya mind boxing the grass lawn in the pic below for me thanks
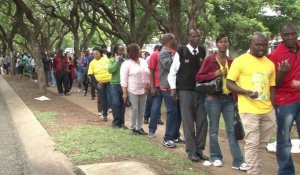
[34,111,207,175]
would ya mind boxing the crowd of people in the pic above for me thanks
[87,23,300,175]
[2,22,299,175]
[0,55,10,75]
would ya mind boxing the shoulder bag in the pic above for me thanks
[194,76,223,95]
[194,59,223,95]
[234,105,245,140]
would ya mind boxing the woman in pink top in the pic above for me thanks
[121,43,150,135]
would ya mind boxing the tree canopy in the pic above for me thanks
[0,0,299,93]
[1,0,299,55]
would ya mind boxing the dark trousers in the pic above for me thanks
[44,70,49,86]
[179,90,208,155]
[91,83,96,97]
[110,84,125,126]
[55,70,70,94]
[144,91,152,121]
[83,72,96,97]
[97,83,111,116]
[276,101,300,175]
[31,67,37,80]
[161,90,181,141]
[83,72,89,92]
[144,91,162,121]
[149,88,163,134]
[69,72,73,91]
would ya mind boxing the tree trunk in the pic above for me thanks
[168,0,182,44]
[7,44,15,75]
[80,25,97,52]
[73,31,80,57]
[55,39,64,51]
[129,0,136,43]
[2,42,7,56]
[31,37,47,94]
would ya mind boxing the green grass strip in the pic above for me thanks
[54,125,205,175]
[34,111,58,126]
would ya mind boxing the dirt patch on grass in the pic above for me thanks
[5,76,101,132]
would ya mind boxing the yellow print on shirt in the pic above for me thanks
[252,72,268,100]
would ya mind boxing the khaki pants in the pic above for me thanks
[240,109,276,175]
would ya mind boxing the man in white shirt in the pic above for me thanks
[168,28,208,162]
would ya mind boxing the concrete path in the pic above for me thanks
[0,76,75,175]
[74,162,156,175]
[0,86,29,175]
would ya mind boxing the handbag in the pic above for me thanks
[194,76,223,95]
[234,105,245,140]
[125,99,131,107]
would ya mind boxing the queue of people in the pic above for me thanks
[4,22,299,175]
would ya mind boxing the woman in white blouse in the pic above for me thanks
[120,43,150,135]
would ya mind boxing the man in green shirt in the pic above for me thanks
[108,45,128,129]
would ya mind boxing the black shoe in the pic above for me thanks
[157,120,164,125]
[119,125,128,130]
[197,153,209,161]
[91,96,95,100]
[131,129,137,135]
[102,116,108,122]
[112,124,119,128]
[188,153,200,162]
[136,128,148,135]
[143,119,149,124]
[84,91,87,96]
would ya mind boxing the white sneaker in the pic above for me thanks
[212,160,223,167]
[98,112,102,116]
[232,162,249,171]
[203,160,212,166]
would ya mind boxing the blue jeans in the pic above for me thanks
[49,70,56,85]
[161,90,181,141]
[144,91,161,121]
[149,88,163,134]
[97,83,111,117]
[110,84,125,126]
[205,95,244,167]
[276,101,300,175]
[76,71,83,89]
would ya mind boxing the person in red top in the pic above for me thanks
[65,52,76,91]
[54,49,70,95]
[147,45,164,137]
[268,23,300,175]
[196,34,247,170]
[144,45,164,125]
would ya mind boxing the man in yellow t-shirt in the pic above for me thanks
[227,33,276,175]
[88,47,112,121]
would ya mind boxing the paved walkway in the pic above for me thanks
[0,86,29,175]
[0,76,75,175]
[47,86,298,175]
